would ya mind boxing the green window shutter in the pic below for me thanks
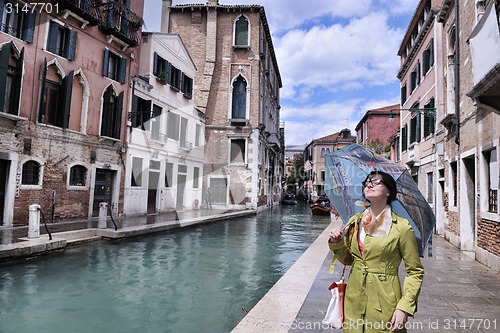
[11,47,24,115]
[180,72,184,92]
[22,12,36,43]
[131,94,139,128]
[416,112,421,142]
[38,58,47,123]
[429,40,434,67]
[47,22,59,54]
[57,70,73,129]
[402,125,408,151]
[101,86,112,136]
[66,29,78,61]
[102,49,109,77]
[0,43,11,113]
[118,57,127,84]
[166,62,172,83]
[153,52,158,76]
[113,92,123,139]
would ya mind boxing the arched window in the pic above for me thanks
[101,85,123,139]
[326,148,330,155]
[69,165,87,186]
[234,15,249,47]
[22,160,40,185]
[37,60,74,128]
[231,75,247,119]
[321,148,326,157]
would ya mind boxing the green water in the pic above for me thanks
[0,203,330,333]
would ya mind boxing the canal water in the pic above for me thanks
[0,202,331,333]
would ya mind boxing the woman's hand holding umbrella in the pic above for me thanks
[328,224,349,244]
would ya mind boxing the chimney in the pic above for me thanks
[207,0,219,4]
[161,0,172,33]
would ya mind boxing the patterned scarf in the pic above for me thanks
[361,205,392,237]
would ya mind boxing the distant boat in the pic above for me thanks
[282,193,297,205]
[310,196,331,216]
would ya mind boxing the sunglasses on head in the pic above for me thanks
[362,178,384,187]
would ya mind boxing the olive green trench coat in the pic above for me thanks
[329,211,424,333]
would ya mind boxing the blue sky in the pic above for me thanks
[142,0,419,146]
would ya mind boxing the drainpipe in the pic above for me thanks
[454,0,460,145]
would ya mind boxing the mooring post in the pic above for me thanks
[98,202,108,229]
[28,204,41,239]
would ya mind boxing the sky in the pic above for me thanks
[142,0,419,147]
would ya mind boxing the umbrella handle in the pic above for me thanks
[340,224,350,235]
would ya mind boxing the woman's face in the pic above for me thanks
[363,173,389,202]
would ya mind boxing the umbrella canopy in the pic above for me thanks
[324,144,435,257]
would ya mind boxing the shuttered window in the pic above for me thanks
[0,1,36,43]
[103,49,126,83]
[47,21,77,61]
[153,52,170,83]
[181,73,193,98]
[37,60,73,128]
[0,42,23,115]
[100,85,123,139]
[401,125,408,151]
[131,95,151,130]
[423,98,435,137]
[169,65,181,90]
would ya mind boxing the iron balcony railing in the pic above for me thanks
[51,0,100,25]
[97,1,142,47]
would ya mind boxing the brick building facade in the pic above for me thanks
[436,0,500,269]
[397,0,499,269]
[355,104,400,152]
[0,0,144,227]
[164,0,284,211]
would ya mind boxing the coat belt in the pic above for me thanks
[352,261,399,276]
[351,260,399,314]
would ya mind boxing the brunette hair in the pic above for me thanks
[362,171,397,204]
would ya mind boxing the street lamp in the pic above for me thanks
[388,107,436,121]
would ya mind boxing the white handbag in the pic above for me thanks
[322,278,346,328]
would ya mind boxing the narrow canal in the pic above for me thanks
[0,202,331,333]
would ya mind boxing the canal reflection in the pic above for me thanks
[0,202,331,333]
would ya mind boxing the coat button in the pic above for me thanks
[378,275,387,281]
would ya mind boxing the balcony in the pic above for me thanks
[97,1,143,49]
[52,0,99,27]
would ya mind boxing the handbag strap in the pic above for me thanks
[340,222,356,281]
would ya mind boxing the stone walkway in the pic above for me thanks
[289,235,500,333]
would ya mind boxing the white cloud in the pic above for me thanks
[281,99,364,145]
[275,12,404,101]
[142,0,419,146]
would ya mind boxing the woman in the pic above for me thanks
[328,171,424,333]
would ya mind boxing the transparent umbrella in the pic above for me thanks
[324,144,435,257]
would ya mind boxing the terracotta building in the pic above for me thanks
[163,0,284,212]
[434,0,500,270]
[355,104,400,158]
[0,0,144,227]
